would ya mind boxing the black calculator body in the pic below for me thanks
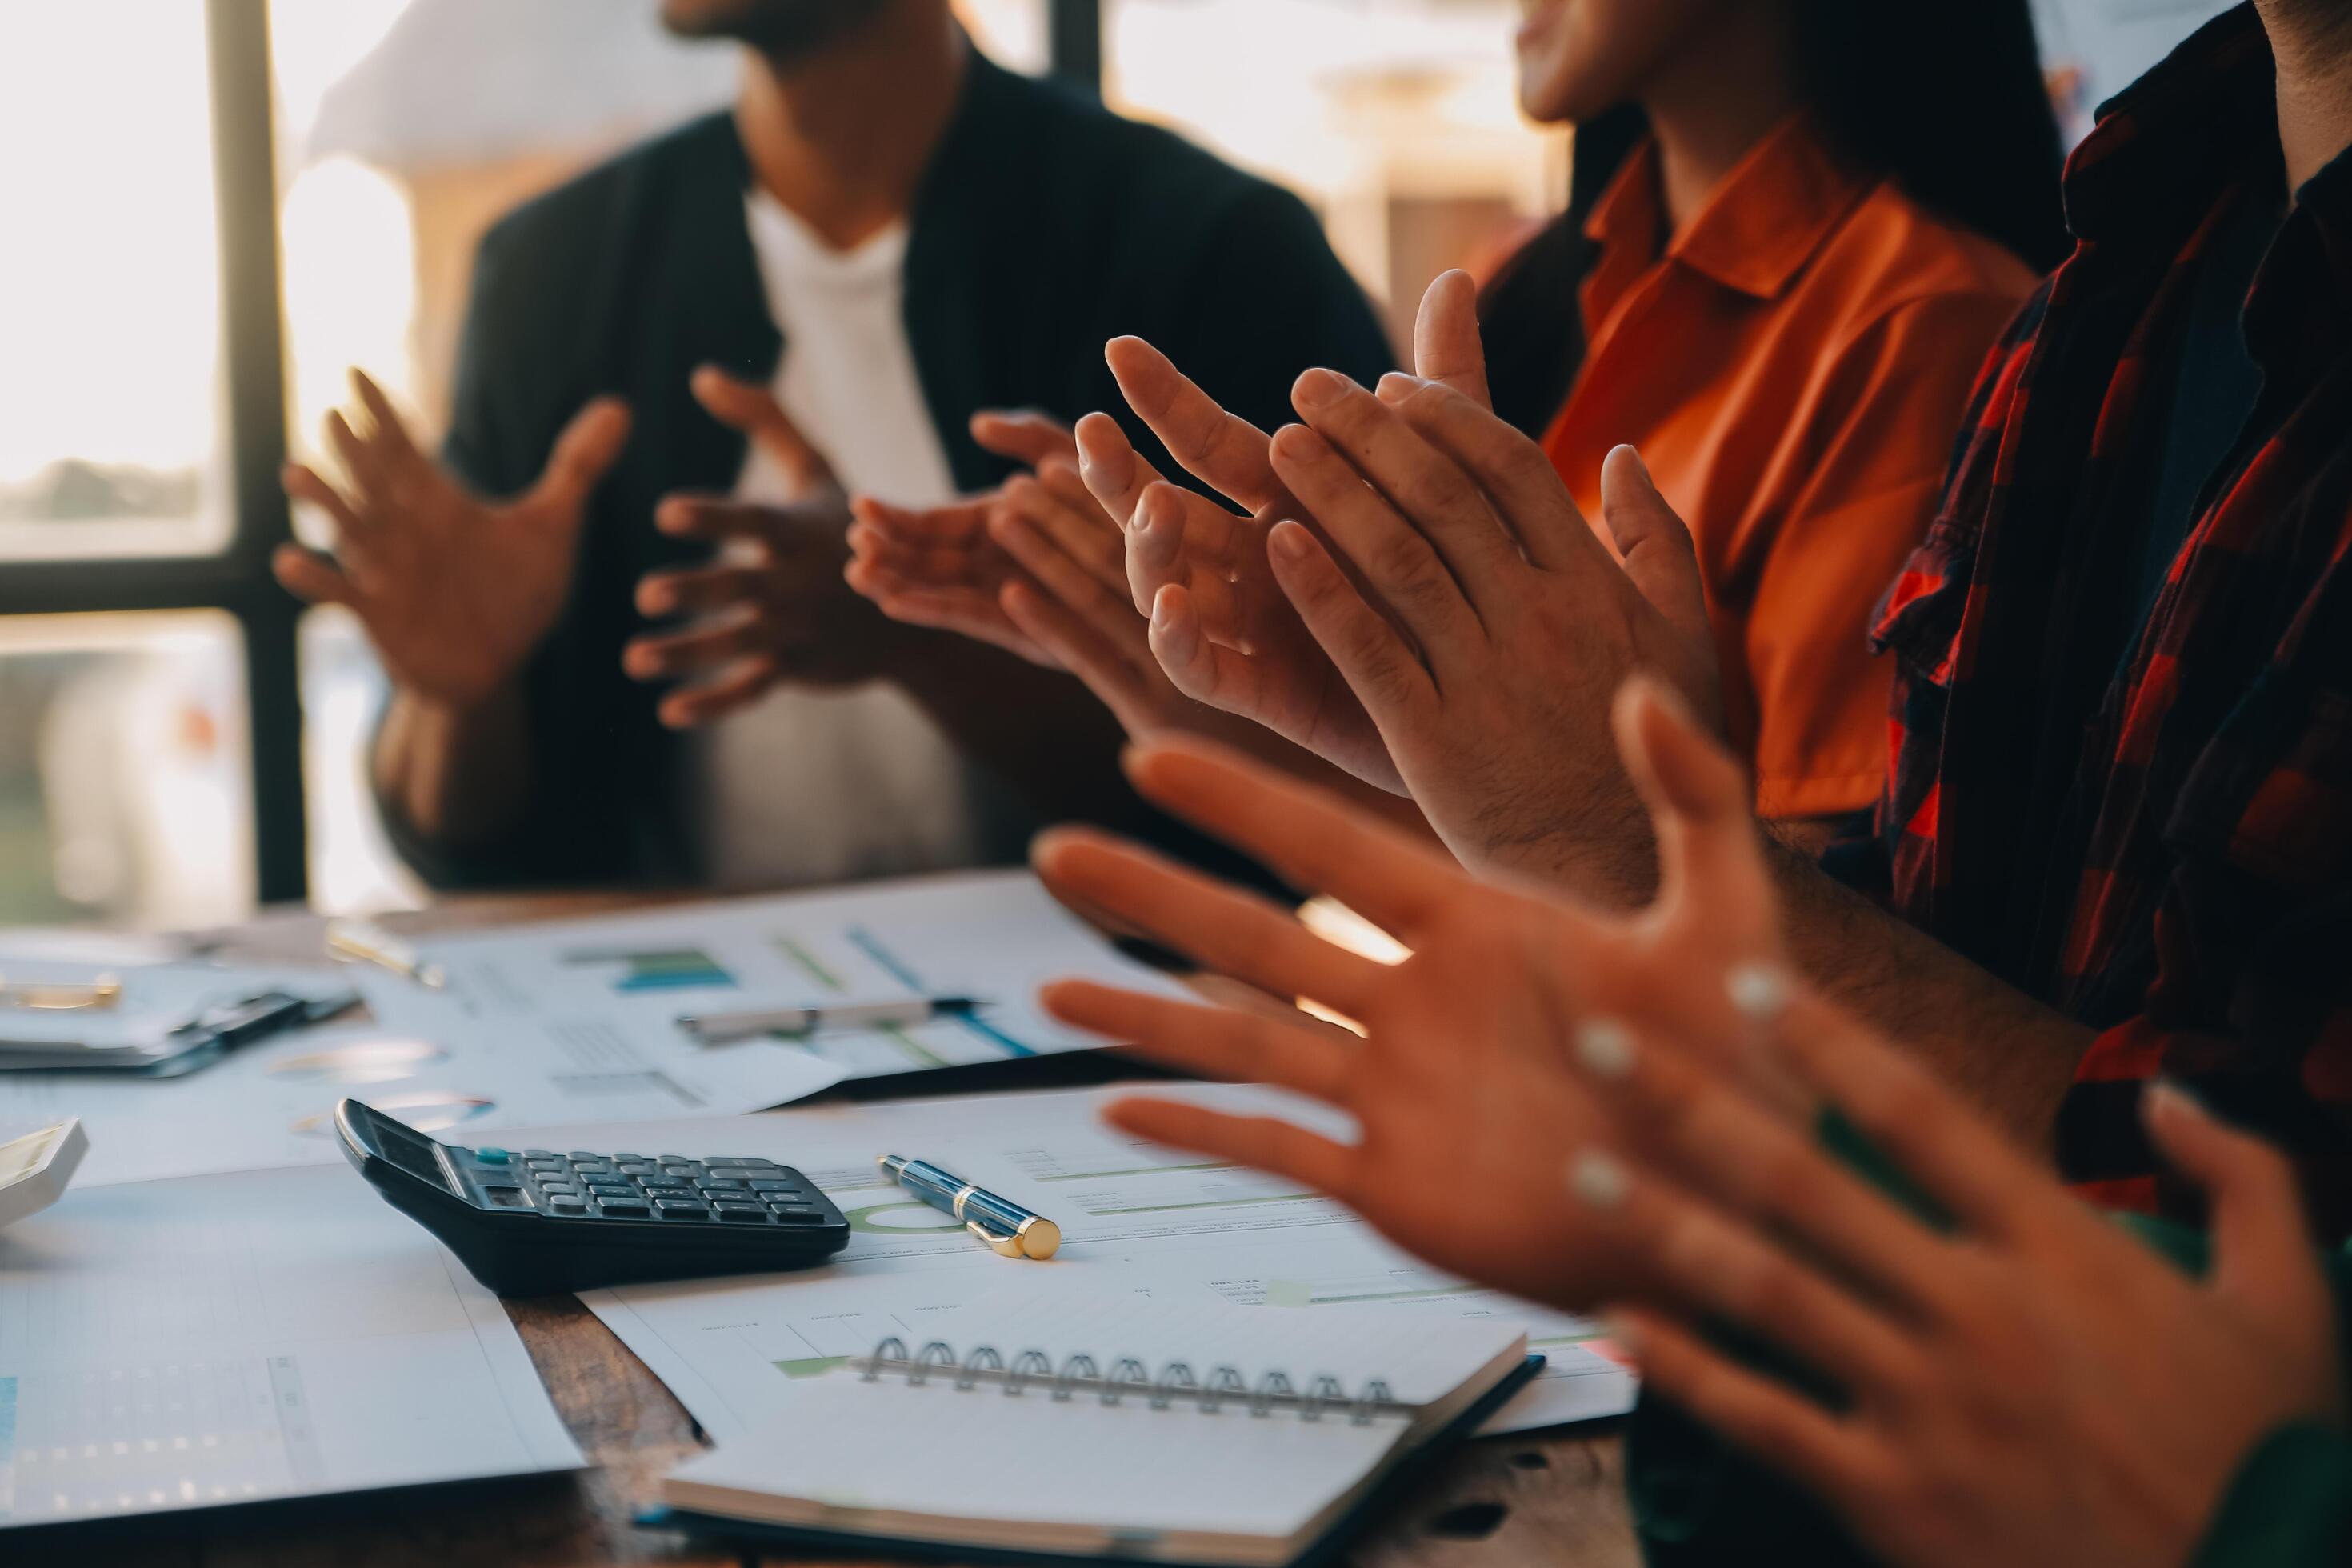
[332,1098,851,1297]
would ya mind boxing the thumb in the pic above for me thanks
[525,396,632,523]
[2142,1082,2324,1309]
[1610,674,1774,948]
[1600,445,1710,648]
[1412,270,1492,410]
[692,365,833,494]
[972,409,1079,470]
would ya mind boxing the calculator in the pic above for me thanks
[331,1098,851,1297]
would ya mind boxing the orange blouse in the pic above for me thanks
[1544,116,2036,818]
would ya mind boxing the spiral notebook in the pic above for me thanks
[653,1293,1534,1567]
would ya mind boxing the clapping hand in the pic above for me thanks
[1032,675,1794,1310]
[624,368,907,725]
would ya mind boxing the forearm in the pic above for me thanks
[1764,834,2091,1157]
[885,631,1145,829]
[371,682,535,853]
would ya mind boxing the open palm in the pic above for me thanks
[277,370,630,708]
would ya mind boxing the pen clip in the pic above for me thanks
[965,1218,1029,1258]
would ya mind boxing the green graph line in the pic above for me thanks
[773,935,844,992]
[1029,1159,1240,1183]
[1083,1191,1316,1216]
[875,1024,949,1070]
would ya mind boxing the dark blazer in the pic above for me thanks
[402,52,1394,888]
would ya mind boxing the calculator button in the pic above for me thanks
[768,1202,822,1217]
[716,1206,770,1222]
[548,1199,590,1216]
[616,1162,655,1175]
[522,1149,556,1159]
[569,1161,612,1174]
[598,1199,650,1218]
[771,1209,830,1226]
[704,1158,780,1170]
[536,1180,578,1194]
[641,1179,693,1194]
[747,1179,801,1193]
[474,1147,510,1165]
[654,1200,710,1220]
[697,1178,749,1192]
[566,1151,602,1162]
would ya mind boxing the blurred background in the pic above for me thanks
[0,0,2233,929]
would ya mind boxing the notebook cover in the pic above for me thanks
[638,1354,1546,1568]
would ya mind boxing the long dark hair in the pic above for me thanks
[1482,0,2068,437]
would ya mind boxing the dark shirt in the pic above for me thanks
[2131,179,2280,636]
[398,52,1394,890]
[1840,2,2352,1230]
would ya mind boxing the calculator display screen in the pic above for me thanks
[374,1120,454,1192]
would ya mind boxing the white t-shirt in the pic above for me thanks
[690,190,986,890]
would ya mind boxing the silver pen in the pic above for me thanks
[678,995,981,1046]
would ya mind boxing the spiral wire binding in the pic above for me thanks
[858,1338,1406,1425]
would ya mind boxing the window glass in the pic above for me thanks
[1102,0,1565,349]
[0,613,253,928]
[0,2,231,558]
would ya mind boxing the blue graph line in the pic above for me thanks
[845,926,1036,1058]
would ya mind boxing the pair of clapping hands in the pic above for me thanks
[846,270,1718,897]
[278,367,908,728]
[1030,689,2345,1568]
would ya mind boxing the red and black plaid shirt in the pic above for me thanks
[1834,5,2352,1234]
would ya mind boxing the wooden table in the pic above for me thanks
[11,895,1639,1568]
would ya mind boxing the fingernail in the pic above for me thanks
[1726,962,1794,1025]
[1566,1150,1630,1210]
[1269,522,1314,562]
[1294,368,1347,412]
[1376,372,1421,402]
[1575,1018,1636,1080]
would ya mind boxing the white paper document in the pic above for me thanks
[0,1162,581,1528]
[406,870,1190,1081]
[566,1084,1635,1437]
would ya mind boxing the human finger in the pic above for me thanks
[1104,336,1285,510]
[348,370,429,476]
[282,462,364,539]
[1599,446,1712,651]
[1074,410,1168,529]
[1116,736,1467,942]
[324,409,390,502]
[655,655,781,728]
[655,495,788,546]
[845,520,996,589]
[1015,461,1128,594]
[623,612,765,681]
[970,409,1078,470]
[1031,826,1389,1018]
[1263,520,1437,718]
[1268,421,1474,648]
[271,544,358,609]
[1607,1308,1887,1512]
[1612,675,1776,952]
[851,494,993,547]
[635,564,766,618]
[1041,980,1354,1103]
[1385,378,1606,574]
[1567,1018,1955,1314]
[1743,987,2055,1242]
[529,397,634,521]
[692,366,831,493]
[1409,270,1492,409]
[866,579,1052,666]
[1101,1097,1358,1202]
[2143,1082,2328,1310]
[1296,370,1522,605]
[1002,581,1163,726]
[1572,1150,1921,1391]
